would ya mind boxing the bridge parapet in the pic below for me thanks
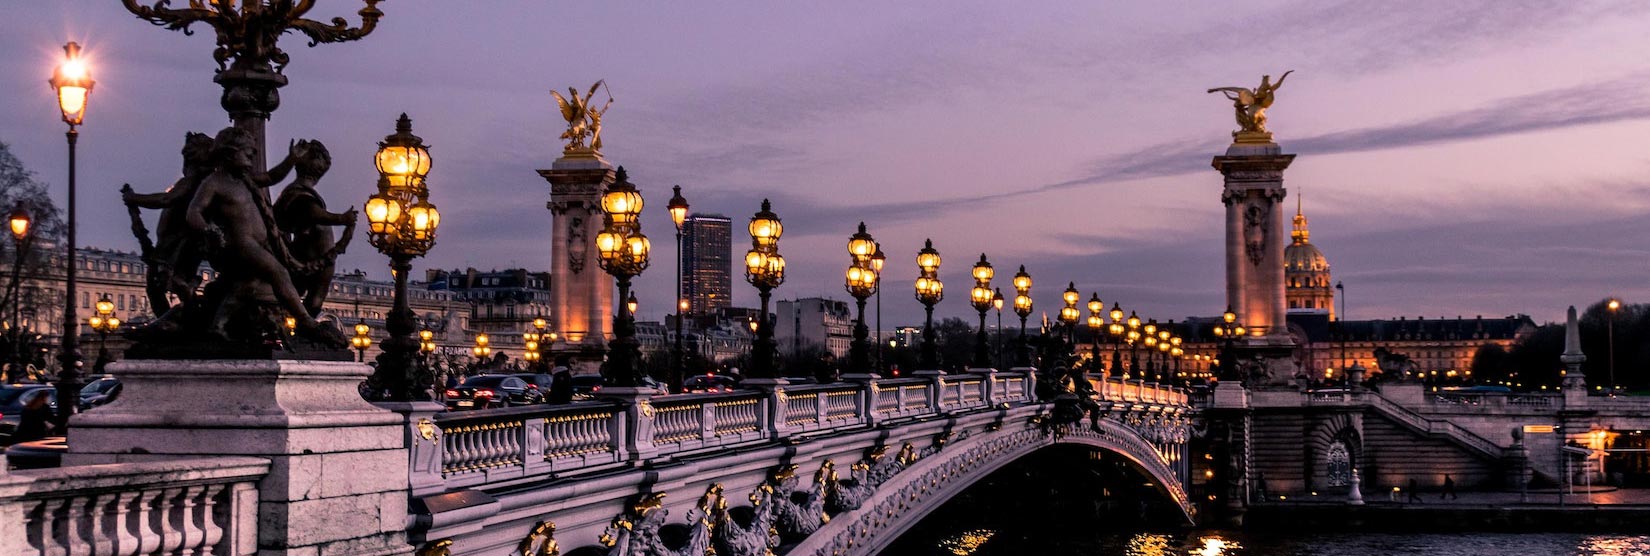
[410,371,1193,555]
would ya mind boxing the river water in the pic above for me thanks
[885,529,1650,556]
[879,446,1650,556]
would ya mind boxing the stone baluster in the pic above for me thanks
[843,374,881,427]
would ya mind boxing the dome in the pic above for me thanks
[1286,241,1328,273]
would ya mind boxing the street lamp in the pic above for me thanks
[914,239,944,370]
[871,243,886,374]
[845,223,879,376]
[1213,306,1246,379]
[351,321,372,363]
[526,317,548,373]
[1086,293,1104,376]
[49,40,93,424]
[596,168,651,387]
[744,199,784,378]
[472,333,491,371]
[969,254,995,370]
[993,288,1006,369]
[418,328,436,372]
[1108,302,1125,376]
[668,185,689,392]
[5,202,30,383]
[1012,266,1033,367]
[363,114,440,401]
[1059,283,1081,345]
[1125,311,1141,379]
[88,296,119,372]
[1608,298,1620,395]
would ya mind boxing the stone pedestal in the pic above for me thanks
[67,360,411,556]
[599,386,656,462]
[538,153,617,374]
[1213,141,1298,384]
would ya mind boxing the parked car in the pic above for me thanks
[0,385,56,443]
[79,376,122,410]
[444,375,543,410]
[568,375,606,401]
[681,374,741,394]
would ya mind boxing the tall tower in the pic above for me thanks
[1284,196,1334,319]
[682,214,733,315]
[1213,141,1294,340]
[538,152,615,370]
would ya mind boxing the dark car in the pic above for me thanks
[444,375,542,410]
[681,374,740,394]
[512,373,554,400]
[0,385,56,443]
[79,376,122,410]
[568,375,606,400]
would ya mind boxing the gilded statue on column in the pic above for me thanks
[1208,70,1292,143]
[550,80,614,155]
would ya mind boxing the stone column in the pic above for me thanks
[538,153,616,374]
[1560,305,1589,406]
[66,360,411,556]
[1213,140,1298,383]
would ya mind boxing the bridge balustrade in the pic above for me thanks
[0,457,268,556]
[416,371,1193,498]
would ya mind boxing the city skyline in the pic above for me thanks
[2,2,1648,327]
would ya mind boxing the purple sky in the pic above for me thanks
[3,1,1649,327]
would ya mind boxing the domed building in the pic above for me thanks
[1285,198,1334,319]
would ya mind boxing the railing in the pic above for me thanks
[1365,393,1504,459]
[416,370,1193,495]
[0,457,268,556]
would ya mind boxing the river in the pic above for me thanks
[885,529,1650,556]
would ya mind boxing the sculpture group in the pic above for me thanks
[1209,70,1292,142]
[550,80,614,155]
[122,127,356,355]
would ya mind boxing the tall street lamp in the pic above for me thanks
[667,185,689,392]
[1059,283,1081,349]
[1607,298,1620,395]
[1086,293,1104,376]
[418,328,436,373]
[596,168,651,387]
[1108,303,1125,378]
[49,41,93,424]
[471,333,491,371]
[992,288,1005,369]
[1125,311,1141,379]
[743,199,784,378]
[870,244,886,374]
[5,202,30,383]
[363,114,440,400]
[350,321,372,363]
[1143,319,1159,379]
[845,223,879,376]
[1012,266,1033,367]
[1212,307,1246,380]
[969,254,995,369]
[88,296,120,372]
[914,240,944,370]
[527,316,549,373]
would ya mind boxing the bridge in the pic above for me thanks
[0,368,1193,556]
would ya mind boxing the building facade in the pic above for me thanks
[775,297,853,359]
[681,214,733,316]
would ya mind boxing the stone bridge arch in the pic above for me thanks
[788,417,1193,556]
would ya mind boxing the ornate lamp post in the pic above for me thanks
[1059,283,1080,347]
[914,240,944,370]
[844,223,879,376]
[1125,311,1141,379]
[87,296,120,372]
[1012,266,1033,367]
[870,244,886,374]
[1212,307,1246,380]
[363,114,440,400]
[596,168,651,387]
[668,185,689,392]
[418,328,436,372]
[350,321,372,363]
[523,324,542,369]
[969,254,995,369]
[992,288,1005,369]
[49,41,93,424]
[471,333,491,372]
[1086,293,1104,376]
[1142,319,1159,378]
[1108,303,1125,377]
[526,317,549,372]
[5,202,30,383]
[743,200,784,378]
[1155,331,1171,383]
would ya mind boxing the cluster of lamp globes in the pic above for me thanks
[364,114,440,257]
[522,317,554,364]
[745,200,785,289]
[87,296,120,335]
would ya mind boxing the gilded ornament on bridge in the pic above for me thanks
[415,539,453,556]
[418,418,438,441]
[1207,71,1292,143]
[518,521,560,556]
[599,489,715,556]
[551,81,614,155]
